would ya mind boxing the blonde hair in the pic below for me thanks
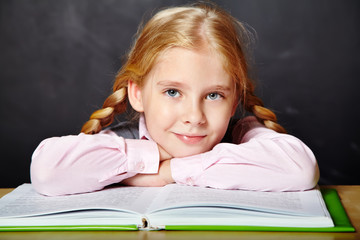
[81,3,286,134]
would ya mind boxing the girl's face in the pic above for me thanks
[129,47,238,158]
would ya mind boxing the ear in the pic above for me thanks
[128,80,144,112]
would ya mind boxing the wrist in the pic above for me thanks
[159,160,174,184]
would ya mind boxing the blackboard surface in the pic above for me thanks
[1,0,359,187]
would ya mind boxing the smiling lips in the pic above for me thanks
[174,133,206,144]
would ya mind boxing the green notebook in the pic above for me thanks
[0,184,355,232]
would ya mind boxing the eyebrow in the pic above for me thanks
[156,80,232,93]
[156,81,187,89]
[211,85,232,92]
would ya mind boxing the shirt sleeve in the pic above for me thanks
[170,117,320,191]
[30,131,159,196]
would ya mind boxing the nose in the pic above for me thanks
[182,100,206,126]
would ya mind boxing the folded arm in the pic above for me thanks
[171,117,320,191]
[30,132,159,196]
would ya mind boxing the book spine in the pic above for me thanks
[142,217,149,229]
[139,217,163,231]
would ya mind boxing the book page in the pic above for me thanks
[0,184,160,217]
[0,184,334,229]
[146,184,329,217]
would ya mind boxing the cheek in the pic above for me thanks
[213,117,230,138]
[207,105,233,135]
[143,94,168,116]
[149,102,174,121]
[145,101,176,132]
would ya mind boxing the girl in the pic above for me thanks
[31,3,319,196]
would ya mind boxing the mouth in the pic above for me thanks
[174,133,207,145]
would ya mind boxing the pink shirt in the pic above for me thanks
[30,116,319,196]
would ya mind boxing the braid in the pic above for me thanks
[81,87,127,134]
[244,93,287,134]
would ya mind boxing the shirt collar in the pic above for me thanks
[139,113,154,141]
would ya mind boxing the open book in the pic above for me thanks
[0,184,354,232]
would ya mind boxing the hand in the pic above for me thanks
[122,160,174,187]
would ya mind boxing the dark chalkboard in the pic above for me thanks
[0,0,359,187]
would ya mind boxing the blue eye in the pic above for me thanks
[166,89,180,98]
[207,92,221,100]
